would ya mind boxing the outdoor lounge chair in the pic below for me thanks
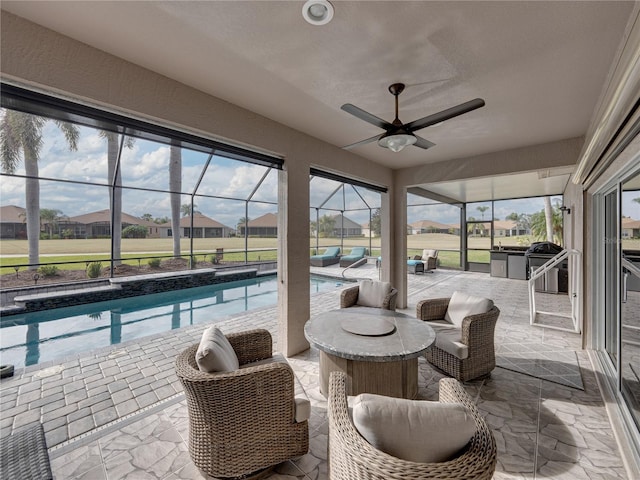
[416,292,500,382]
[327,371,497,480]
[175,328,309,479]
[339,247,368,267]
[310,246,341,267]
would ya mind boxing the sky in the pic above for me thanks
[2,119,639,228]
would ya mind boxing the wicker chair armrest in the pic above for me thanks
[416,298,450,321]
[383,288,398,311]
[340,285,360,308]
[460,306,500,347]
[226,328,272,364]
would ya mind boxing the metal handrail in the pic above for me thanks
[529,249,582,333]
[341,257,368,279]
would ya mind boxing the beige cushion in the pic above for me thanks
[351,393,476,463]
[357,280,392,308]
[241,353,311,423]
[195,326,240,373]
[444,291,493,328]
[422,249,438,259]
[429,322,469,359]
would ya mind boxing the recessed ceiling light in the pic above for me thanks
[302,0,334,26]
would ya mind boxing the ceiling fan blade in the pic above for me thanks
[413,136,436,150]
[405,98,485,132]
[341,103,394,130]
[342,134,381,150]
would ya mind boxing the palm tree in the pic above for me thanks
[1,110,79,269]
[100,132,134,266]
[318,215,336,237]
[531,203,563,244]
[543,196,554,243]
[238,216,250,236]
[476,205,489,220]
[169,145,182,257]
[39,208,65,237]
[181,203,201,217]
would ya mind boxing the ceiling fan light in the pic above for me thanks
[302,0,334,25]
[378,133,417,153]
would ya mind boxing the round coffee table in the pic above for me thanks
[304,307,435,398]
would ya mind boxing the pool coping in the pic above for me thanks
[1,267,266,316]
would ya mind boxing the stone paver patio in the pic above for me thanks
[0,263,634,479]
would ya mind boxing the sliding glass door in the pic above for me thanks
[601,169,640,432]
[621,172,640,429]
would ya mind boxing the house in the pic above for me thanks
[329,214,361,237]
[409,219,454,235]
[60,210,156,238]
[237,213,278,237]
[0,205,26,239]
[493,220,530,238]
[158,214,233,239]
[2,2,640,473]
[622,217,640,239]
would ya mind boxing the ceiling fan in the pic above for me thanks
[341,83,485,153]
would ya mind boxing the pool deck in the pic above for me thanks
[0,263,635,479]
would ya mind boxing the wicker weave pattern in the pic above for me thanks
[417,298,500,382]
[339,285,398,310]
[327,371,497,480]
[175,329,309,479]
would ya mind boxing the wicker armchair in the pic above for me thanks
[340,284,398,311]
[175,329,309,479]
[417,298,500,382]
[328,371,497,479]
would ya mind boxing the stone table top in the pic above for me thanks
[304,307,435,362]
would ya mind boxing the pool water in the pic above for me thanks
[0,275,342,368]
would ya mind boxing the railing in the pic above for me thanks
[341,257,368,279]
[529,249,582,333]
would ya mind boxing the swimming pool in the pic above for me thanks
[0,275,343,368]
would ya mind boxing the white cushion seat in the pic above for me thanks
[350,393,476,463]
[357,279,392,308]
[195,325,240,373]
[428,321,469,359]
[445,291,494,328]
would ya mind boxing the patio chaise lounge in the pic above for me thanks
[310,247,341,267]
[339,247,368,267]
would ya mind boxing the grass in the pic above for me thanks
[4,234,638,275]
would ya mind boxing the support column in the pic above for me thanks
[278,158,311,356]
[388,178,408,309]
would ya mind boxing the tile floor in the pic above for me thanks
[0,264,635,479]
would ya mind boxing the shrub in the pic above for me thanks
[86,262,102,278]
[38,265,59,277]
[40,233,50,240]
[148,258,161,268]
[122,225,148,238]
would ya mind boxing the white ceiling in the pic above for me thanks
[1,1,635,199]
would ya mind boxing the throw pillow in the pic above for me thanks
[195,326,240,373]
[357,280,392,308]
[351,393,476,463]
[444,291,493,328]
